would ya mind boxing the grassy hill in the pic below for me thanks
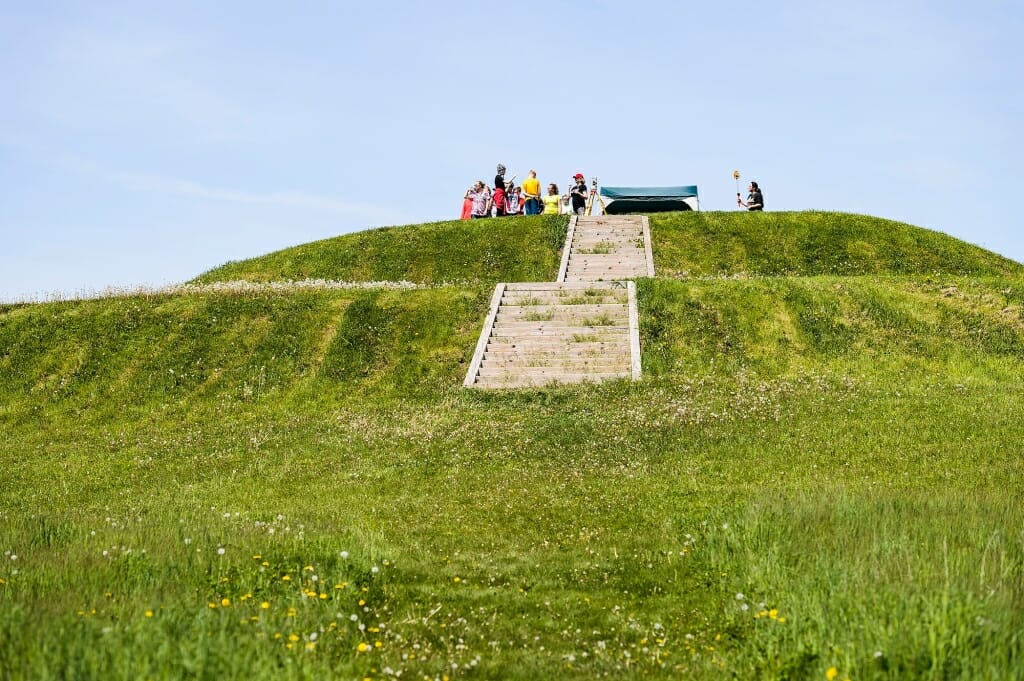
[2,212,1023,680]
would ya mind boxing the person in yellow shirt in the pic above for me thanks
[521,170,541,215]
[543,184,561,214]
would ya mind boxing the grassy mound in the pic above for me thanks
[651,211,1021,277]
[194,215,570,285]
[195,212,1020,286]
[2,213,1024,679]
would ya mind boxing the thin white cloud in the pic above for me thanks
[37,149,405,223]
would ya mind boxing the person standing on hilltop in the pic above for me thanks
[543,183,561,215]
[738,181,764,211]
[505,182,523,215]
[570,174,588,216]
[495,163,507,192]
[492,180,507,217]
[521,170,541,215]
[465,181,492,219]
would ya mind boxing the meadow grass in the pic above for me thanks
[2,212,1023,679]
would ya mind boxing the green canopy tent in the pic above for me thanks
[598,186,699,214]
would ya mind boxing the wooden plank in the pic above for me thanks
[504,282,620,291]
[642,215,655,277]
[463,283,506,387]
[556,215,577,283]
[628,280,642,380]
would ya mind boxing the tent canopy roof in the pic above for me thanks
[600,186,699,199]
[598,185,699,214]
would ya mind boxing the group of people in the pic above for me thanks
[461,164,592,219]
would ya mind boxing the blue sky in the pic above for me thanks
[2,1,1022,300]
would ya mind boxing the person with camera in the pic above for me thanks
[570,174,588,216]
[738,181,764,211]
[465,181,492,219]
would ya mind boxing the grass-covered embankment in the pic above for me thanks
[2,211,1024,679]
[194,215,570,286]
[650,211,1021,277]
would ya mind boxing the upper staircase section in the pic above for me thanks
[557,215,655,283]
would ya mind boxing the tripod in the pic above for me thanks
[583,178,607,216]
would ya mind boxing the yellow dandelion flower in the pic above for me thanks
[208,602,218,609]
[250,616,259,622]
[779,617,787,623]
[769,608,779,620]
[145,610,154,618]
[369,627,380,633]
[252,554,261,560]
[358,599,366,606]
[261,601,270,609]
[335,584,345,590]
[285,643,293,649]
[304,565,313,571]
[288,634,299,642]
[282,575,291,581]
[221,598,231,607]
[826,668,838,681]
[319,593,327,600]
[374,640,382,648]
[453,576,461,583]
[274,633,282,639]
[305,642,316,650]
[262,561,269,567]
[357,642,369,652]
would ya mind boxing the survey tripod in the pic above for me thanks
[583,177,607,216]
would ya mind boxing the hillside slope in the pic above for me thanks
[2,212,1023,680]
[193,212,1021,285]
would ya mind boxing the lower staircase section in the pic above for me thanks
[464,282,641,389]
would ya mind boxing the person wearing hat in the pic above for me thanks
[570,174,588,215]
[491,164,509,216]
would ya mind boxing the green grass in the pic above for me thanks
[650,211,1022,277]
[194,215,570,286]
[2,212,1024,679]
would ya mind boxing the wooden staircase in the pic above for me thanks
[558,215,654,283]
[464,215,651,389]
